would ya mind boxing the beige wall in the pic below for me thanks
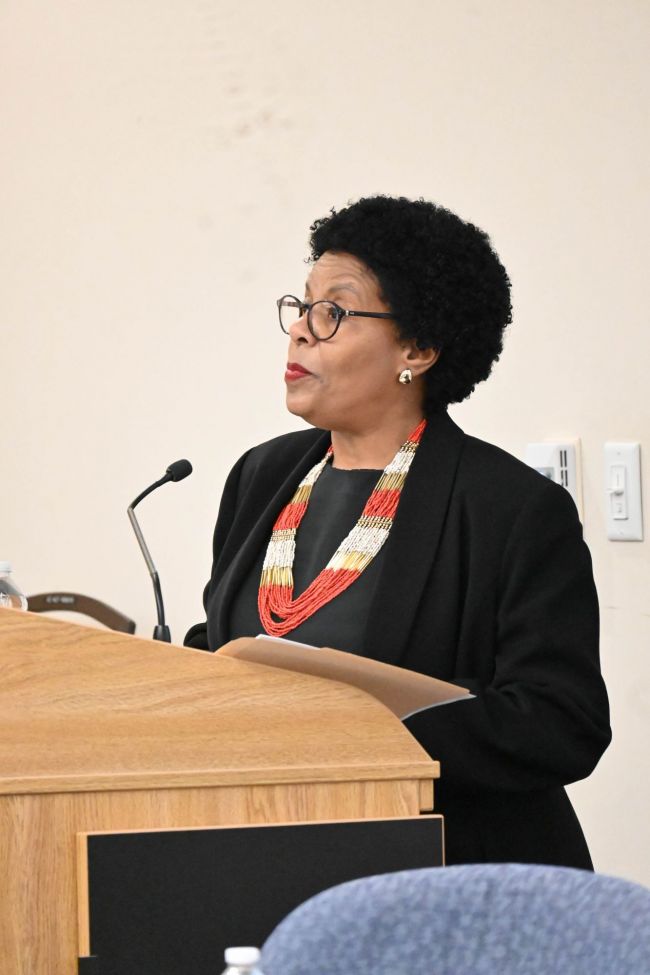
[1,1,648,884]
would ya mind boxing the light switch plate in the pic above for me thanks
[604,443,643,540]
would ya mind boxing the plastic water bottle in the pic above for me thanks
[0,562,28,611]
[220,946,265,975]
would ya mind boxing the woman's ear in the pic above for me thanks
[402,341,440,377]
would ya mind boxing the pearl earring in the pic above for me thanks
[398,368,413,385]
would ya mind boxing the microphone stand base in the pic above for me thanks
[153,624,172,643]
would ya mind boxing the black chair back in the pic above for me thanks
[27,592,136,634]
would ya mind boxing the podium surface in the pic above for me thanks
[0,609,439,974]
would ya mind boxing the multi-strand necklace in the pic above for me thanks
[258,418,427,638]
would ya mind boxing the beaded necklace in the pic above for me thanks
[258,418,427,637]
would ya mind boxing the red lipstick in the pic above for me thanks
[285,362,313,382]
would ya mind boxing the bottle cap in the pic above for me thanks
[0,562,12,573]
[224,946,261,966]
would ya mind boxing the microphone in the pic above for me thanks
[128,459,193,642]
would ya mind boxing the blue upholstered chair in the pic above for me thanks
[262,862,650,975]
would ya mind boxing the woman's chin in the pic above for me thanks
[286,389,311,418]
[285,390,324,427]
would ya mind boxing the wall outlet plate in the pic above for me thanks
[524,441,583,521]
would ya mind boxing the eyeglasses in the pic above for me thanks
[277,294,393,341]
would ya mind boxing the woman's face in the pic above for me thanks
[284,251,420,433]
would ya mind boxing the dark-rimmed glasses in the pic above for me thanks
[277,295,393,341]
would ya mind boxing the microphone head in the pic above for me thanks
[166,458,193,482]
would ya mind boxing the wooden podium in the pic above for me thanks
[0,608,440,974]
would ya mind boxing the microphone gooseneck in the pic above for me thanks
[127,459,193,642]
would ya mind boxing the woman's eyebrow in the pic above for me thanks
[304,281,361,298]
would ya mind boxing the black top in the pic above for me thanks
[229,464,385,652]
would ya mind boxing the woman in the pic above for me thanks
[185,195,611,868]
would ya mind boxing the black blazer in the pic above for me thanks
[185,411,611,868]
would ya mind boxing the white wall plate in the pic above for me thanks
[524,441,583,521]
[604,442,643,541]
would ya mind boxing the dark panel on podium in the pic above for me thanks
[80,816,443,975]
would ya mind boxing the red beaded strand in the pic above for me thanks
[258,418,426,637]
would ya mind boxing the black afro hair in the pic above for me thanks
[308,196,512,413]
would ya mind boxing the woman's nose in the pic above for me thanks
[288,309,315,345]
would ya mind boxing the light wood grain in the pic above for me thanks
[0,609,437,793]
[419,778,434,812]
[0,610,440,974]
[76,831,91,958]
[3,782,426,973]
